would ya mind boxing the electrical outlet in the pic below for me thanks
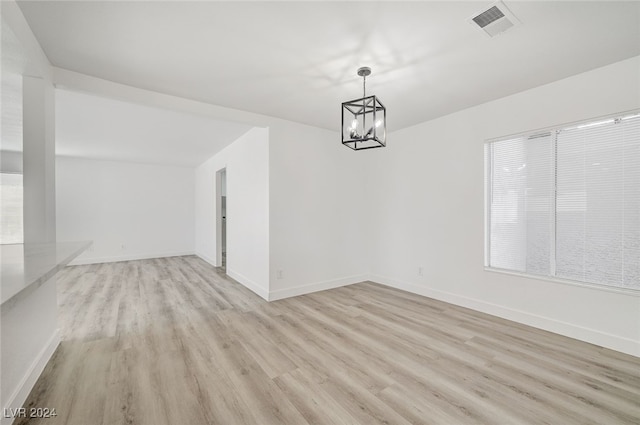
[276,270,284,279]
[418,266,424,277]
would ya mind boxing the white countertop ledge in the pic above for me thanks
[1,241,92,308]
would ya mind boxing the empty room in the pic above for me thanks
[1,1,639,424]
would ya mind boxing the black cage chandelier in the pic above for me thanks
[341,66,386,150]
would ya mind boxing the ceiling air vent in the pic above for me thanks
[469,1,521,37]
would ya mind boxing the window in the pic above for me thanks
[485,112,640,291]
[0,173,24,244]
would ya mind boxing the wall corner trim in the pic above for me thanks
[227,269,270,301]
[195,252,218,268]
[268,274,370,301]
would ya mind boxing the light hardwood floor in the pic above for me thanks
[16,256,640,425]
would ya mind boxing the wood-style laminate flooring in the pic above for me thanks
[17,256,640,425]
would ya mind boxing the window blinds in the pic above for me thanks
[487,134,554,276]
[486,112,640,290]
[556,115,640,288]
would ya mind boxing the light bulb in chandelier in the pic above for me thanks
[349,119,361,139]
[363,119,383,139]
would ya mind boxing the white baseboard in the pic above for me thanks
[198,257,269,301]
[1,331,60,425]
[268,274,368,301]
[369,274,640,358]
[69,251,195,265]
[226,269,270,301]
[195,252,218,267]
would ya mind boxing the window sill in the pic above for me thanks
[484,267,640,297]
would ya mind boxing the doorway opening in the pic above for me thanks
[215,168,227,272]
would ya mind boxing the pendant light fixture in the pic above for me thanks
[341,66,386,150]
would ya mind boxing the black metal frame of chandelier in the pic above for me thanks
[341,95,387,151]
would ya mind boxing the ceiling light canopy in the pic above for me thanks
[342,67,386,151]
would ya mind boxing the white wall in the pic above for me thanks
[23,75,56,244]
[52,55,640,355]
[268,121,370,300]
[195,127,270,298]
[1,1,59,421]
[196,118,371,302]
[64,68,371,302]
[56,156,195,264]
[366,56,640,356]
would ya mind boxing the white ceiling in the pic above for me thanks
[55,89,251,167]
[17,1,640,133]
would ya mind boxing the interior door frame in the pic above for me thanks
[215,167,226,268]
